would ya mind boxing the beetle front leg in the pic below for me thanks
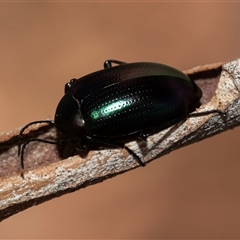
[104,60,126,68]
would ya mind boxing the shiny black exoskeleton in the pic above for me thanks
[18,59,203,168]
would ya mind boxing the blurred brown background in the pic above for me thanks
[1,2,240,238]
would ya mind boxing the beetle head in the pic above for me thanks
[54,91,86,140]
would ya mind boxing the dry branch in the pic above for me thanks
[0,59,240,222]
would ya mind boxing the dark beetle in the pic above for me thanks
[18,59,203,168]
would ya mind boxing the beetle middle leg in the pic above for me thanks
[84,135,145,166]
[104,60,126,68]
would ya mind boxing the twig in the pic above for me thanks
[0,59,239,222]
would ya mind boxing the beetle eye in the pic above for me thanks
[74,112,85,127]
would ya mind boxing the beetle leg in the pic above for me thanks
[84,135,145,166]
[124,146,145,166]
[104,60,126,68]
[188,109,224,118]
[64,78,77,93]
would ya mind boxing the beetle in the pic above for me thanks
[18,59,214,169]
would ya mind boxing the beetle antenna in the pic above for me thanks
[18,120,55,160]
[19,138,59,169]
[19,120,55,138]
